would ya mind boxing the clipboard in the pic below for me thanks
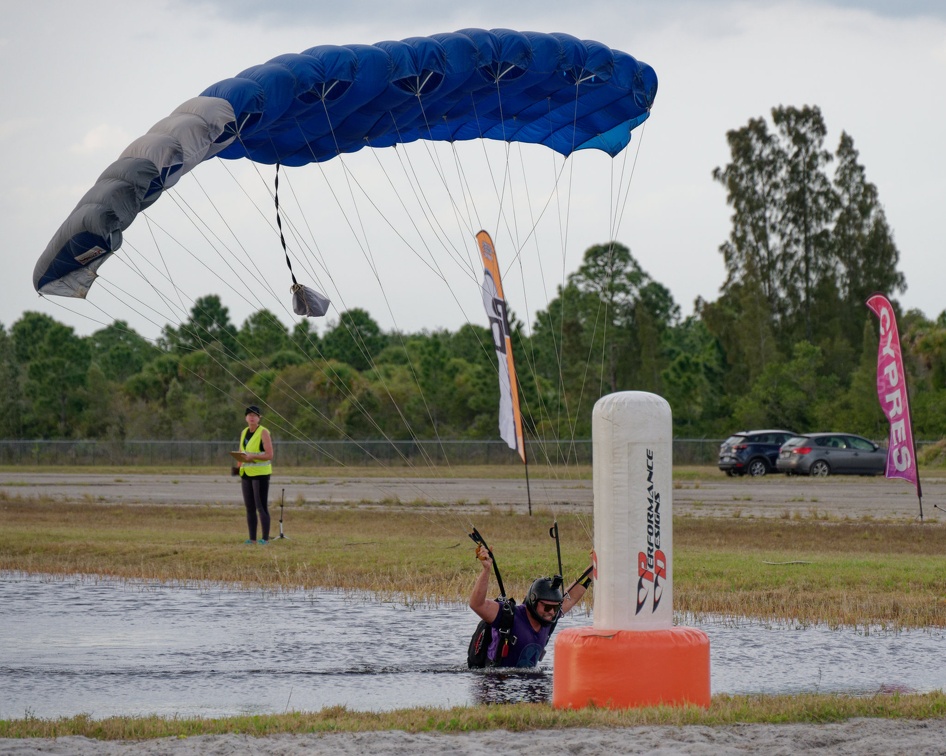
[229,451,250,463]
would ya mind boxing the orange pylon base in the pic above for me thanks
[553,626,710,709]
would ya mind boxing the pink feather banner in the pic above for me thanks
[866,293,922,514]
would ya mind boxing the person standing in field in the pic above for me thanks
[238,405,274,544]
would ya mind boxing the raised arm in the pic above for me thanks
[468,546,500,624]
[561,565,593,615]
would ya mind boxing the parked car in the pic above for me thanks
[776,433,887,476]
[718,430,797,477]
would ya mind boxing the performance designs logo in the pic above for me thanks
[636,448,667,614]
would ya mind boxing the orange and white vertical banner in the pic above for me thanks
[476,230,525,463]
[866,293,922,514]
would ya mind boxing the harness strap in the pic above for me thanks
[491,598,517,664]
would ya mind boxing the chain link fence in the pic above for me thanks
[0,438,730,467]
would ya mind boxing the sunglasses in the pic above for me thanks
[537,601,562,612]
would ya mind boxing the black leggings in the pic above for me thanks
[241,474,271,541]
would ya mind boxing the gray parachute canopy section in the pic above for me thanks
[33,97,237,297]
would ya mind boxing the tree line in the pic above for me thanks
[6,105,946,445]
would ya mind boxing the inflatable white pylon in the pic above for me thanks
[592,391,673,630]
[553,391,710,710]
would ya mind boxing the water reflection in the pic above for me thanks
[0,571,943,720]
[470,669,551,706]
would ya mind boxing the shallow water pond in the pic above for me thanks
[1,572,943,720]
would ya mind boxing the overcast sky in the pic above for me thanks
[3,0,945,341]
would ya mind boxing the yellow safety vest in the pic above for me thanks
[239,426,272,477]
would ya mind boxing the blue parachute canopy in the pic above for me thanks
[34,29,657,297]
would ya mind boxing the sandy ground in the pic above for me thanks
[4,470,942,752]
[0,470,937,520]
[4,719,946,755]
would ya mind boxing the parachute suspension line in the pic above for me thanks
[127,213,275,372]
[474,81,556,514]
[502,99,577,474]
[140,209,191,327]
[393,101,556,424]
[141,187,283,325]
[122,222,348,449]
[25,305,282,478]
[463,78,520,254]
[409,96,482,248]
[378,140,478,281]
[360,135,522,481]
[94,274,187,337]
[352,132,500,473]
[313,126,458,471]
[265,174,415,455]
[268,166,334,289]
[136,190,331,438]
[284,157,442,460]
[25,295,337,504]
[506,200,556,474]
[546,88,583,463]
[142,196,306,379]
[391,127,513,413]
[611,120,648,241]
[512,93,571,465]
[304,101,385,284]
[102,258,325,452]
[138,165,474,497]
[280,113,462,472]
[112,285,461,512]
[377,111,480,280]
[270,214,439,471]
[178,172,284,305]
[105,233,193,328]
[489,78,515,242]
[274,163,301,289]
[368,142,501,457]
[354,104,555,484]
[257,130,486,524]
[478,149,553,481]
[559,83,619,472]
[160,190,281,311]
[446,139,483,237]
[227,141,337,305]
[217,156,331,293]
[475,81,530,484]
[36,291,140,336]
[486,147,578,473]
[532,93,597,541]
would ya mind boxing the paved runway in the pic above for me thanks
[0,470,936,520]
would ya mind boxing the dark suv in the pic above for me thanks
[718,429,796,477]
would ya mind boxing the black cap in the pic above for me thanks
[245,405,262,416]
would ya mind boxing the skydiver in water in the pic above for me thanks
[468,546,591,668]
